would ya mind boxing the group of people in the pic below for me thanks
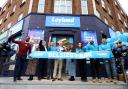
[6,36,128,83]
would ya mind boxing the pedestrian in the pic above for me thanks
[86,39,101,83]
[67,44,76,81]
[11,37,31,82]
[52,41,64,81]
[47,36,56,80]
[37,40,48,80]
[25,39,39,81]
[76,42,87,82]
[99,38,117,83]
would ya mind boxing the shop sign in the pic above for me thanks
[45,16,80,27]
[29,51,113,59]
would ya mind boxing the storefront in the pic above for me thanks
[1,13,111,76]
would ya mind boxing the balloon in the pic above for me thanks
[116,31,121,36]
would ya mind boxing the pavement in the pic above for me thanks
[0,77,127,89]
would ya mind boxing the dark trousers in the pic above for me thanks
[78,59,87,80]
[90,59,101,79]
[47,60,54,79]
[14,54,26,78]
[37,59,47,78]
[0,56,6,74]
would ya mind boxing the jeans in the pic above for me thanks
[14,54,26,78]
[104,58,117,78]
[47,59,54,79]
[67,59,76,76]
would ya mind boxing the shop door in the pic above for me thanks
[52,35,74,48]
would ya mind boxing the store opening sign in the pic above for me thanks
[45,16,80,27]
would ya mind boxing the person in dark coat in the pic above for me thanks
[37,40,48,80]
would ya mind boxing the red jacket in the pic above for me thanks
[12,39,31,55]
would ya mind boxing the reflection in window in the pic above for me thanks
[54,0,72,14]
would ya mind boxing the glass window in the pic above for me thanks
[37,0,45,13]
[7,23,12,29]
[22,0,26,3]
[18,13,23,21]
[111,25,116,31]
[13,5,16,12]
[101,0,105,8]
[0,19,3,24]
[104,18,108,25]
[108,7,112,15]
[54,0,72,14]
[124,22,127,27]
[95,10,100,18]
[81,0,88,14]
[118,13,121,20]
[122,28,124,33]
[6,12,9,19]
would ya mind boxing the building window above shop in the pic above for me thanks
[101,0,105,8]
[37,0,45,13]
[118,13,121,20]
[22,0,26,3]
[18,13,23,21]
[13,5,16,12]
[104,18,108,25]
[108,7,112,16]
[111,25,116,31]
[95,10,100,18]
[81,0,88,14]
[7,23,12,29]
[54,0,72,14]
[6,12,9,19]
[122,28,124,33]
[0,19,3,25]
[124,21,127,27]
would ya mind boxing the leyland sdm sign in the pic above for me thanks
[45,16,80,27]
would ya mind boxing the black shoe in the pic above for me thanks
[69,76,75,81]
[13,77,17,82]
[28,75,33,81]
[38,77,42,80]
[47,77,50,80]
[17,78,23,80]
[81,79,87,82]
[28,78,33,81]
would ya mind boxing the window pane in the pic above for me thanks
[37,0,45,13]
[81,0,88,14]
[54,0,72,14]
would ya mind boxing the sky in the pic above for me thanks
[0,0,128,14]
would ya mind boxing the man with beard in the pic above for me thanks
[11,37,31,82]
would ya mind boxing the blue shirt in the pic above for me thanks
[86,43,98,52]
[99,43,111,51]
[76,48,84,53]
[48,46,57,51]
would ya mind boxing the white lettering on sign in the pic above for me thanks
[51,17,75,23]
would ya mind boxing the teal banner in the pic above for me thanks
[28,51,113,59]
